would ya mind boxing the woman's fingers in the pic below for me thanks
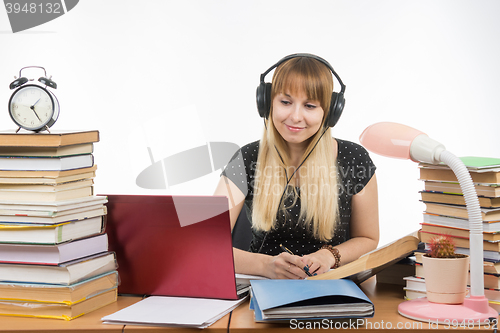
[278,253,308,279]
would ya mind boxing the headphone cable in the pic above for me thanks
[256,125,329,253]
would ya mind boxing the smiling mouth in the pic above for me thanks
[286,125,304,132]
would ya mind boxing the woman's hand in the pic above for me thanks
[265,252,309,279]
[300,249,336,275]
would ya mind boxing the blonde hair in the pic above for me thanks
[252,57,339,241]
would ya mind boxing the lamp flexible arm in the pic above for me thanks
[439,150,485,297]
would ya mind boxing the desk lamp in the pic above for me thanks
[359,122,497,324]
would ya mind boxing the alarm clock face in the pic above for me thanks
[9,84,59,131]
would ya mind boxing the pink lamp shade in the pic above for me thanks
[359,122,424,160]
[359,122,446,164]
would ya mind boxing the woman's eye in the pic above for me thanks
[281,100,291,105]
[305,104,317,109]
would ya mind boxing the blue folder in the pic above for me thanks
[250,279,374,322]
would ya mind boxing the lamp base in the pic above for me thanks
[398,297,498,325]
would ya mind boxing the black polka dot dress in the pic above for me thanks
[222,138,376,256]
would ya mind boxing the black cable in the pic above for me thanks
[227,310,233,333]
[257,125,329,253]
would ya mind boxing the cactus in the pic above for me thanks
[428,235,456,258]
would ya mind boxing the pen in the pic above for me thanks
[280,244,313,277]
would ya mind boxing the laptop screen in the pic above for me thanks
[102,194,239,300]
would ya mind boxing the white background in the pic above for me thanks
[1,0,499,247]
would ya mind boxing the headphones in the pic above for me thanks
[256,53,346,128]
[9,66,57,90]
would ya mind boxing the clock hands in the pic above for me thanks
[31,98,41,108]
[29,98,42,122]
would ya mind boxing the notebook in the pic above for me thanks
[249,279,374,322]
[102,194,246,300]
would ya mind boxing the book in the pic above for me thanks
[0,179,93,192]
[249,279,374,321]
[0,202,105,218]
[421,223,500,242]
[484,261,500,275]
[0,288,116,320]
[420,167,500,184]
[415,262,424,278]
[423,213,500,233]
[0,195,106,214]
[420,191,500,209]
[0,186,93,202]
[0,252,117,285]
[101,295,247,329]
[454,247,500,261]
[0,216,105,244]
[0,234,108,264]
[0,154,94,171]
[424,181,500,198]
[420,231,500,252]
[420,156,500,172]
[0,171,95,185]
[309,231,420,283]
[0,143,94,157]
[424,202,500,222]
[404,288,426,300]
[0,165,97,180]
[0,206,106,224]
[0,271,118,304]
[0,130,99,148]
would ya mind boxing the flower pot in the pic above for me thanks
[422,254,469,304]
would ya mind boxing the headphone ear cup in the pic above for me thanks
[256,82,272,119]
[9,77,28,90]
[326,92,345,128]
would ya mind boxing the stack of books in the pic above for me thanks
[0,130,118,320]
[403,156,500,311]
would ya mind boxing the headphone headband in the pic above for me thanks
[259,53,346,94]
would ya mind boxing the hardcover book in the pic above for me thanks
[0,252,117,285]
[309,232,420,284]
[0,130,99,148]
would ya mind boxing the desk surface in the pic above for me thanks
[0,278,496,332]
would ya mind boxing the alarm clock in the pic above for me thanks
[8,66,60,133]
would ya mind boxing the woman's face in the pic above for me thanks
[272,89,324,148]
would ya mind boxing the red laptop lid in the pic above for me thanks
[103,194,238,300]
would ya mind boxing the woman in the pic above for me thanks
[214,54,379,279]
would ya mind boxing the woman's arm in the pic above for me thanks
[214,176,308,279]
[214,175,246,230]
[302,174,380,274]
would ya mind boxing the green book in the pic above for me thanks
[459,156,500,170]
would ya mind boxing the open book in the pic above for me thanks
[309,231,420,284]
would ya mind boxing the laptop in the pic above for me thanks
[102,194,247,300]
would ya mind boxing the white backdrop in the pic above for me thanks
[1,0,499,247]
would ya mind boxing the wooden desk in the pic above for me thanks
[0,278,496,332]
